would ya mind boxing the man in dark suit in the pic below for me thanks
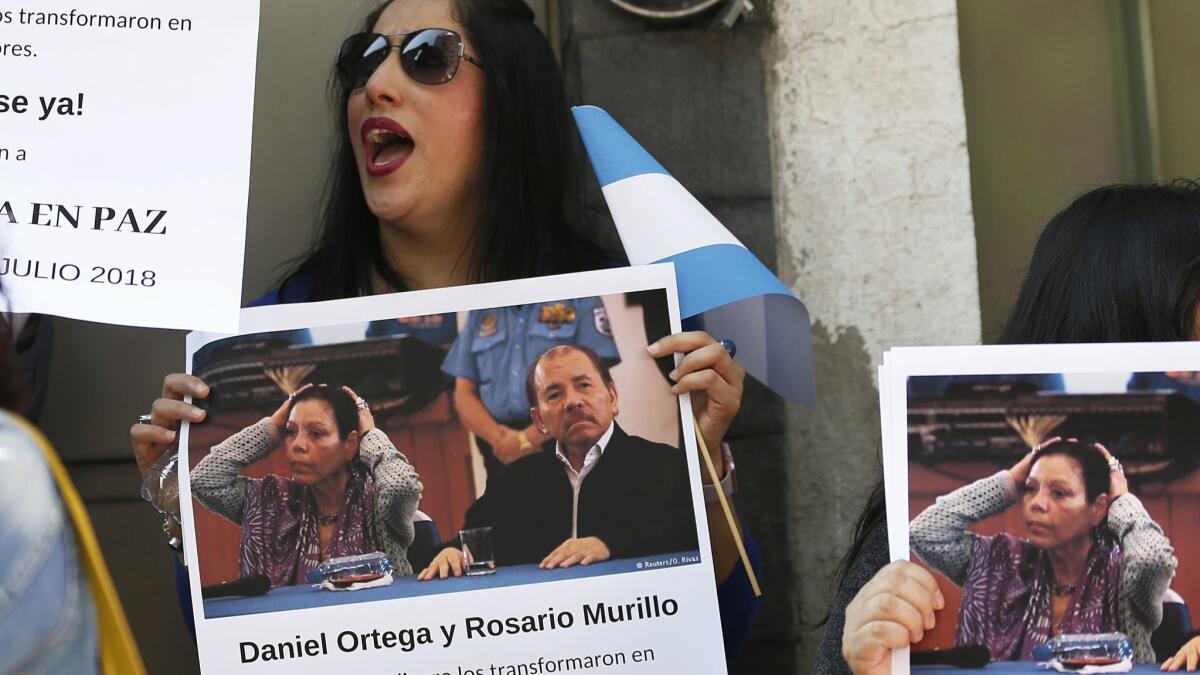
[419,344,698,578]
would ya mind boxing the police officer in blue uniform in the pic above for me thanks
[442,297,620,490]
[365,313,459,346]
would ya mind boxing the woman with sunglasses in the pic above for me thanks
[130,0,759,655]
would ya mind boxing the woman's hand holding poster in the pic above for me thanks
[1,1,258,331]
[879,343,1200,674]
[178,266,730,674]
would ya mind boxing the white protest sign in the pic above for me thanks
[180,266,730,674]
[0,2,259,331]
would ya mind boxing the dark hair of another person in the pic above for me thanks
[1001,180,1200,343]
[287,386,360,441]
[277,0,612,302]
[832,181,1200,594]
[524,344,615,408]
[1028,441,1111,504]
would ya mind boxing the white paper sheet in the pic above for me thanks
[0,1,259,330]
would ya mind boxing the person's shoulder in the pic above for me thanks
[552,230,626,275]
[0,409,42,450]
[856,520,891,573]
[572,295,606,308]
[0,410,51,473]
[247,273,316,307]
[835,519,890,599]
[489,450,560,493]
[0,411,59,483]
[972,531,1035,565]
[247,288,284,307]
[251,473,296,499]
[508,448,561,474]
[988,531,1026,547]
[459,309,485,328]
[0,411,63,530]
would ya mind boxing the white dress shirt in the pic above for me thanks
[553,421,615,538]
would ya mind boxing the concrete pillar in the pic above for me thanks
[557,4,805,670]
[764,1,981,669]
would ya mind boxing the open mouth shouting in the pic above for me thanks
[362,117,414,177]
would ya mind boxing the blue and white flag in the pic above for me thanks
[573,106,815,406]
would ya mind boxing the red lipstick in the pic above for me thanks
[361,117,414,177]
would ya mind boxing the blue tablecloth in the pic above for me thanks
[914,664,1163,673]
[205,551,700,619]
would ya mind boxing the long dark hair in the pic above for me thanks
[833,181,1200,590]
[278,0,610,301]
[1001,181,1200,343]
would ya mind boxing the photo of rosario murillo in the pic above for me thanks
[192,384,421,587]
[905,372,1200,664]
[911,438,1174,662]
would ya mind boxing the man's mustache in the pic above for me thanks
[563,410,598,426]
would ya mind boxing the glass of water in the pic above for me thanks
[460,527,496,576]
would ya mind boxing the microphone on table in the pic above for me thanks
[910,645,990,669]
[201,574,271,599]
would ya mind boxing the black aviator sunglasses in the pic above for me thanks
[337,28,484,90]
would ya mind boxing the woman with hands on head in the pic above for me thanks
[908,436,1174,663]
[190,384,422,586]
[841,437,1176,672]
[823,181,1200,674]
[130,0,759,654]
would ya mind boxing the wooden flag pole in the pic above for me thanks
[693,417,762,597]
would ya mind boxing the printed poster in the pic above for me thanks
[179,266,730,673]
[881,344,1200,673]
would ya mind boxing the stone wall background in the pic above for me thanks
[560,1,979,671]
[767,2,980,671]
